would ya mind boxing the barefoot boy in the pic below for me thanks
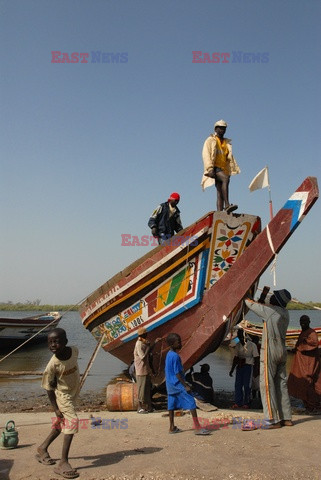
[36,327,80,478]
[165,333,210,435]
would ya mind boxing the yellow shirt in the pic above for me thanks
[201,133,240,190]
[214,137,230,175]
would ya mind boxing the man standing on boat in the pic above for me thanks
[244,289,294,429]
[201,119,240,213]
[287,315,321,414]
[148,192,183,245]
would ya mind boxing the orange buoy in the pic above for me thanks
[106,382,138,411]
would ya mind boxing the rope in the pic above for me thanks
[154,337,165,377]
[266,224,277,286]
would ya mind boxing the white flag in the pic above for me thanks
[248,167,269,192]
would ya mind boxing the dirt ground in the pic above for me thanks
[1,391,321,480]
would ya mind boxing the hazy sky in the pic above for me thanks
[1,0,320,305]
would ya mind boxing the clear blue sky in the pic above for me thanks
[1,0,320,305]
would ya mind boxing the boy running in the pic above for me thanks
[36,327,80,479]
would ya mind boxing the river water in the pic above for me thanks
[0,309,320,398]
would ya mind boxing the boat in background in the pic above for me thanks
[239,321,321,351]
[0,312,62,348]
[79,177,319,384]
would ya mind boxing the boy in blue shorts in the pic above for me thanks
[165,333,210,435]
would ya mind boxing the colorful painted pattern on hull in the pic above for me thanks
[206,217,259,287]
[91,250,209,348]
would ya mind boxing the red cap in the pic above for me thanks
[168,192,180,202]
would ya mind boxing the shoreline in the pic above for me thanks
[0,387,235,414]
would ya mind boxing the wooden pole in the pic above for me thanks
[78,334,106,394]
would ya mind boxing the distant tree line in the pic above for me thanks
[0,301,79,311]
[287,301,321,310]
[0,300,320,312]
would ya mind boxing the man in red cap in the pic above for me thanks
[148,192,183,245]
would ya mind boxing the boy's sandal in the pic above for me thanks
[53,466,79,479]
[137,408,148,414]
[195,428,211,435]
[169,426,182,434]
[35,452,56,465]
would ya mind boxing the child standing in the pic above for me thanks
[36,327,80,479]
[165,333,210,435]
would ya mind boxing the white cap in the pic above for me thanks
[214,119,228,128]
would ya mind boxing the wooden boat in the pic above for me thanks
[0,312,62,348]
[79,177,319,384]
[240,321,321,351]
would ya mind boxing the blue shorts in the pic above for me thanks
[167,390,196,411]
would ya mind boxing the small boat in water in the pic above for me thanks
[79,177,319,384]
[0,312,62,348]
[239,321,321,351]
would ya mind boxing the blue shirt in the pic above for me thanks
[165,350,185,394]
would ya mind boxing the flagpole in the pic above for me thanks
[268,184,273,220]
[266,166,273,220]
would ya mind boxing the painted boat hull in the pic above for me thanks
[0,312,62,348]
[79,177,319,384]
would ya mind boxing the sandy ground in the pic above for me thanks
[1,395,321,480]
